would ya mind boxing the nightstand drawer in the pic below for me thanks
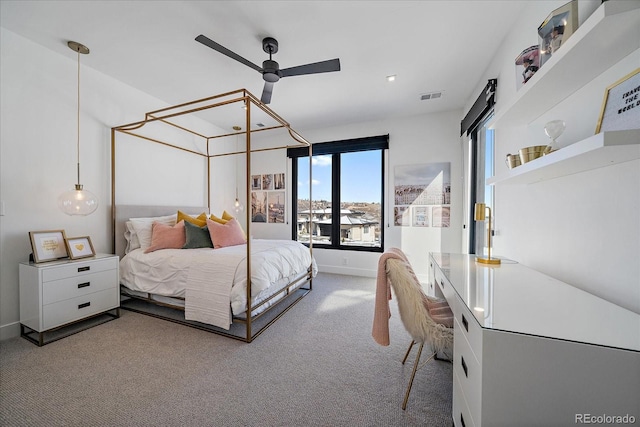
[42,257,118,282]
[43,288,118,330]
[43,270,116,305]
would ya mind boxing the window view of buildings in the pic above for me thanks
[296,200,381,247]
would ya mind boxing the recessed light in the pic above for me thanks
[386,75,396,82]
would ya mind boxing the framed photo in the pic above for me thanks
[538,0,578,68]
[29,230,68,263]
[595,68,640,134]
[65,236,96,259]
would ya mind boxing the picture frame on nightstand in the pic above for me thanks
[65,236,96,259]
[28,230,68,263]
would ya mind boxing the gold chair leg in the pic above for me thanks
[402,342,424,410]
[402,340,415,365]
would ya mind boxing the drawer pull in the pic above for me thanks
[77,282,91,289]
[460,413,466,427]
[78,302,91,309]
[461,355,468,378]
[462,314,469,332]
[78,266,90,272]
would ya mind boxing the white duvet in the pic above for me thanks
[119,239,317,329]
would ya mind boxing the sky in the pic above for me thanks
[297,150,382,203]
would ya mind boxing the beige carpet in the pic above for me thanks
[0,273,452,427]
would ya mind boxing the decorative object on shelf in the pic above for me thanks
[29,230,68,263]
[64,236,96,259]
[543,119,566,154]
[515,45,539,90]
[518,145,547,164]
[595,68,640,134]
[58,41,98,216]
[505,153,522,169]
[474,204,500,265]
[538,0,578,68]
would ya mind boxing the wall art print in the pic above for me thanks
[394,162,451,228]
[251,172,286,223]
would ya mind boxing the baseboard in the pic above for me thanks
[318,265,376,277]
[0,321,20,341]
[317,265,429,284]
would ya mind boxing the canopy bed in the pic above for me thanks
[111,89,315,342]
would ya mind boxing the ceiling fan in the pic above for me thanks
[195,34,341,104]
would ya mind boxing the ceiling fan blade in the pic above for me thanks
[261,82,274,104]
[195,35,263,72]
[280,58,341,78]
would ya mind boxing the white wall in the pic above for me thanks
[462,0,640,314]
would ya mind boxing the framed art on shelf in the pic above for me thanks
[29,230,68,263]
[65,236,96,259]
[538,0,578,68]
[595,68,640,134]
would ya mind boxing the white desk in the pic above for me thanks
[429,252,640,427]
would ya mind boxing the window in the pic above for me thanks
[467,113,495,255]
[288,135,388,252]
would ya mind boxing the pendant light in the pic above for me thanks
[58,41,98,216]
[232,126,245,213]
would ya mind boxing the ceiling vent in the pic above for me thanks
[420,91,443,101]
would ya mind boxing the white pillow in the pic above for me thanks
[128,214,177,250]
[124,221,140,253]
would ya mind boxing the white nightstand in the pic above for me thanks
[19,253,120,346]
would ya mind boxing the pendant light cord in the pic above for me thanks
[76,47,81,187]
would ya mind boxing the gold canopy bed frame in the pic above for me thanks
[110,88,313,342]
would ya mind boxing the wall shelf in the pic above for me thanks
[488,129,640,185]
[491,1,640,129]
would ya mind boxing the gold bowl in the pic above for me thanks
[519,145,547,164]
[505,154,521,169]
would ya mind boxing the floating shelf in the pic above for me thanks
[488,129,640,185]
[491,1,640,129]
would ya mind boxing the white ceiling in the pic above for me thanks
[1,0,529,131]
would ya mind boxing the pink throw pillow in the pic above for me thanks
[206,218,246,249]
[144,220,186,253]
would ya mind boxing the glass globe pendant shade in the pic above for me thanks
[234,197,244,213]
[58,184,98,216]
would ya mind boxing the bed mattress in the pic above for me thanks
[119,239,317,327]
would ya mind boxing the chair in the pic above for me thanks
[382,251,454,410]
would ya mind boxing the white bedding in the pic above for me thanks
[119,239,317,329]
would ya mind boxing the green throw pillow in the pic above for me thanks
[182,220,213,249]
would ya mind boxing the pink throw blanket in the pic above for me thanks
[372,248,408,346]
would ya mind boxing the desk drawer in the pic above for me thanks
[453,370,476,427]
[43,288,118,330]
[435,267,456,303]
[457,305,483,365]
[454,316,482,424]
[42,257,118,282]
[42,269,117,305]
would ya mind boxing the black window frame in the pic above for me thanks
[288,134,389,253]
